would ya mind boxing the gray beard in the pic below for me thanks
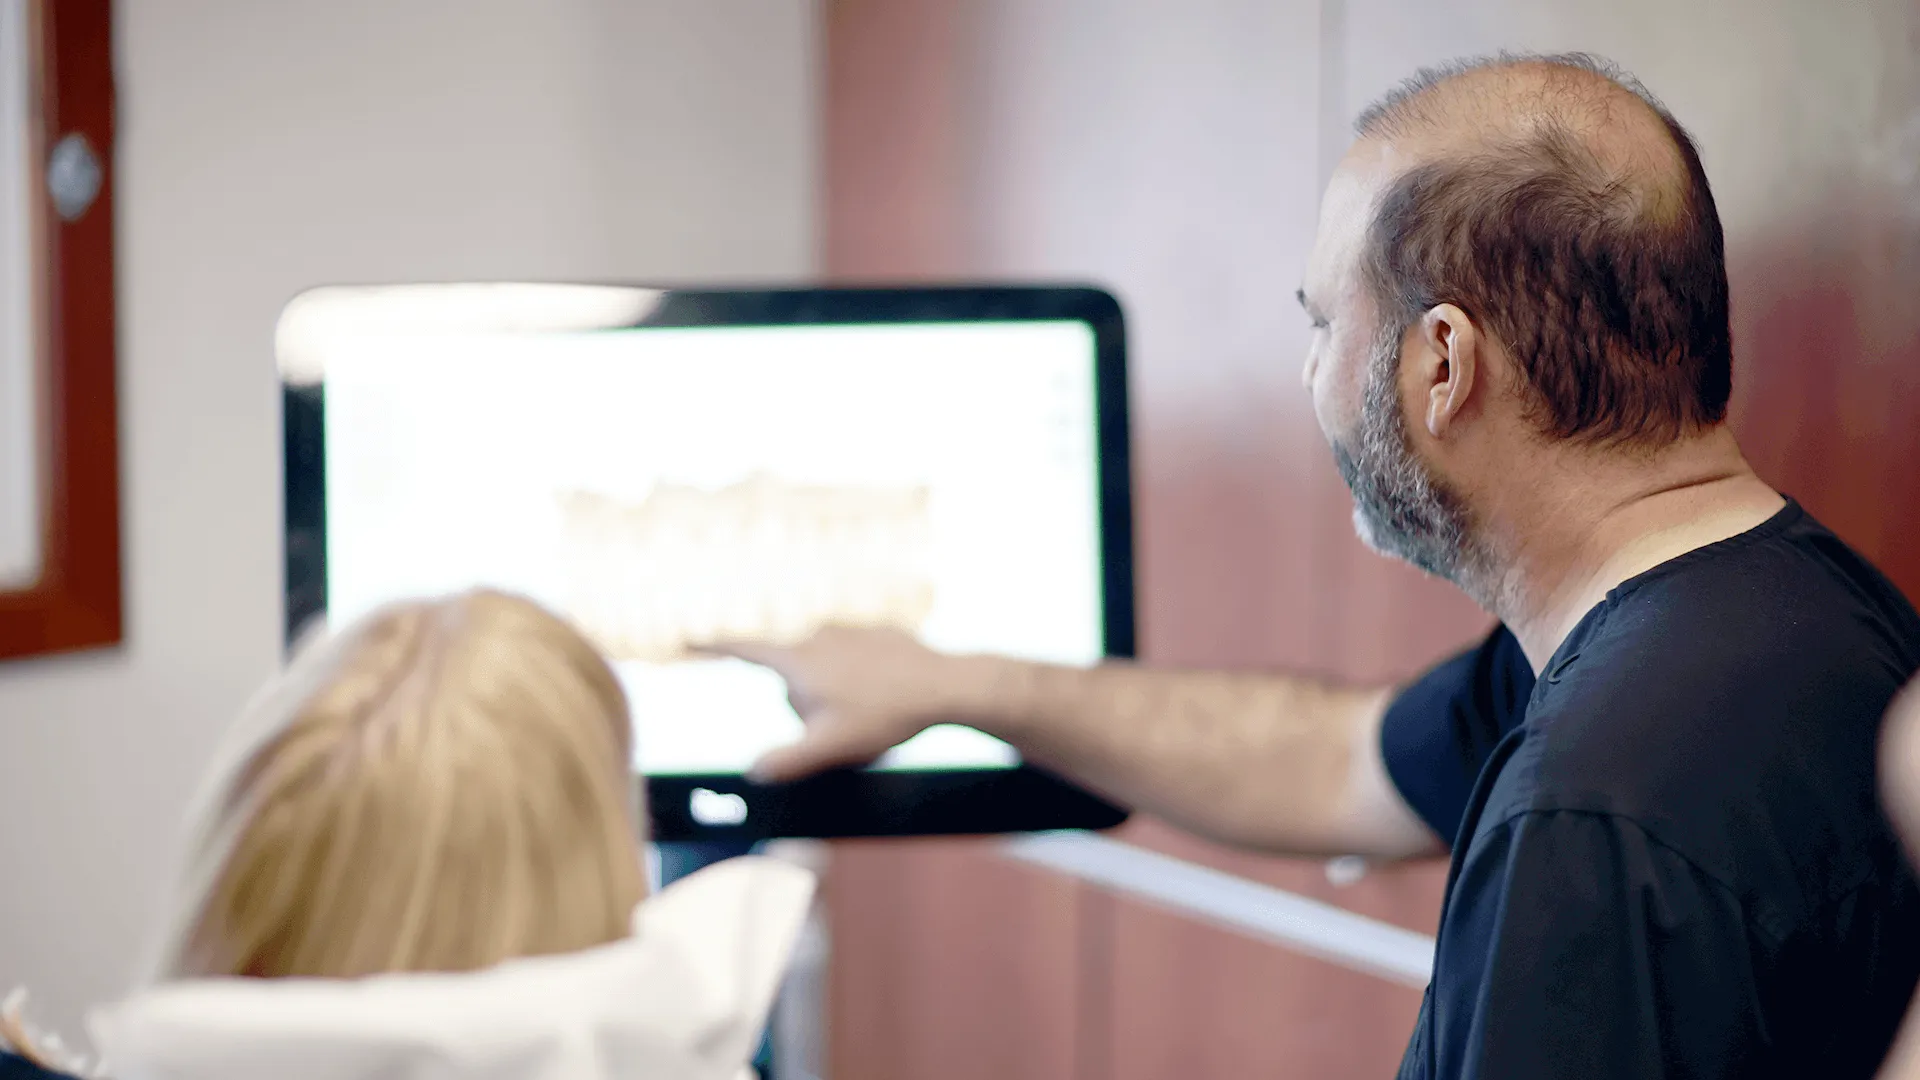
[1328,331,1486,592]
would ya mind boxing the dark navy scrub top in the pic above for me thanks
[1381,501,1920,1079]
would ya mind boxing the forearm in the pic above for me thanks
[956,657,1439,859]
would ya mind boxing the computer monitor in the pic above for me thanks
[281,284,1133,839]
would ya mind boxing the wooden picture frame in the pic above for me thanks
[0,0,120,661]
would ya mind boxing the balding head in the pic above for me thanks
[1353,53,1731,445]
[1295,53,1736,598]
[1361,54,1671,152]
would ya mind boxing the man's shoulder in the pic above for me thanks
[1490,512,1920,914]
[1555,515,1911,723]
[1534,503,1915,745]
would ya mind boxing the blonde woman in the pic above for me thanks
[4,589,812,1080]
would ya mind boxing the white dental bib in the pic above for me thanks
[91,857,815,1080]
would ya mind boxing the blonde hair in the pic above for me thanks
[156,588,647,980]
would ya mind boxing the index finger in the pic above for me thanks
[686,638,795,670]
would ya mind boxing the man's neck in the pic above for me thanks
[1477,428,1785,673]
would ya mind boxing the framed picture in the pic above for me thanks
[0,0,119,661]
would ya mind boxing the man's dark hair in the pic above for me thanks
[1355,52,1731,446]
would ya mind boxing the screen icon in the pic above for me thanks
[690,787,750,827]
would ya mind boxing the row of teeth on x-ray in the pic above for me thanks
[557,476,937,662]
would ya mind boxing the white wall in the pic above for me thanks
[0,0,817,1036]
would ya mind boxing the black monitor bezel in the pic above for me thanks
[282,283,1133,839]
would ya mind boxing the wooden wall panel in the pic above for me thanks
[823,2,1467,1077]
[824,1,1920,1076]
[823,4,1094,1077]
[823,0,966,281]
[1732,204,1920,599]
[1107,900,1422,1080]
[824,839,1088,1080]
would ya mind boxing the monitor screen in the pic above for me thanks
[283,284,1132,839]
[318,320,1105,777]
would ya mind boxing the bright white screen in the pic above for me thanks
[323,321,1106,775]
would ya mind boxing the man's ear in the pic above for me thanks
[1414,303,1478,438]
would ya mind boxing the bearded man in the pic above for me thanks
[711,52,1920,1080]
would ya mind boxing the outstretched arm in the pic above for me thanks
[708,628,1443,860]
